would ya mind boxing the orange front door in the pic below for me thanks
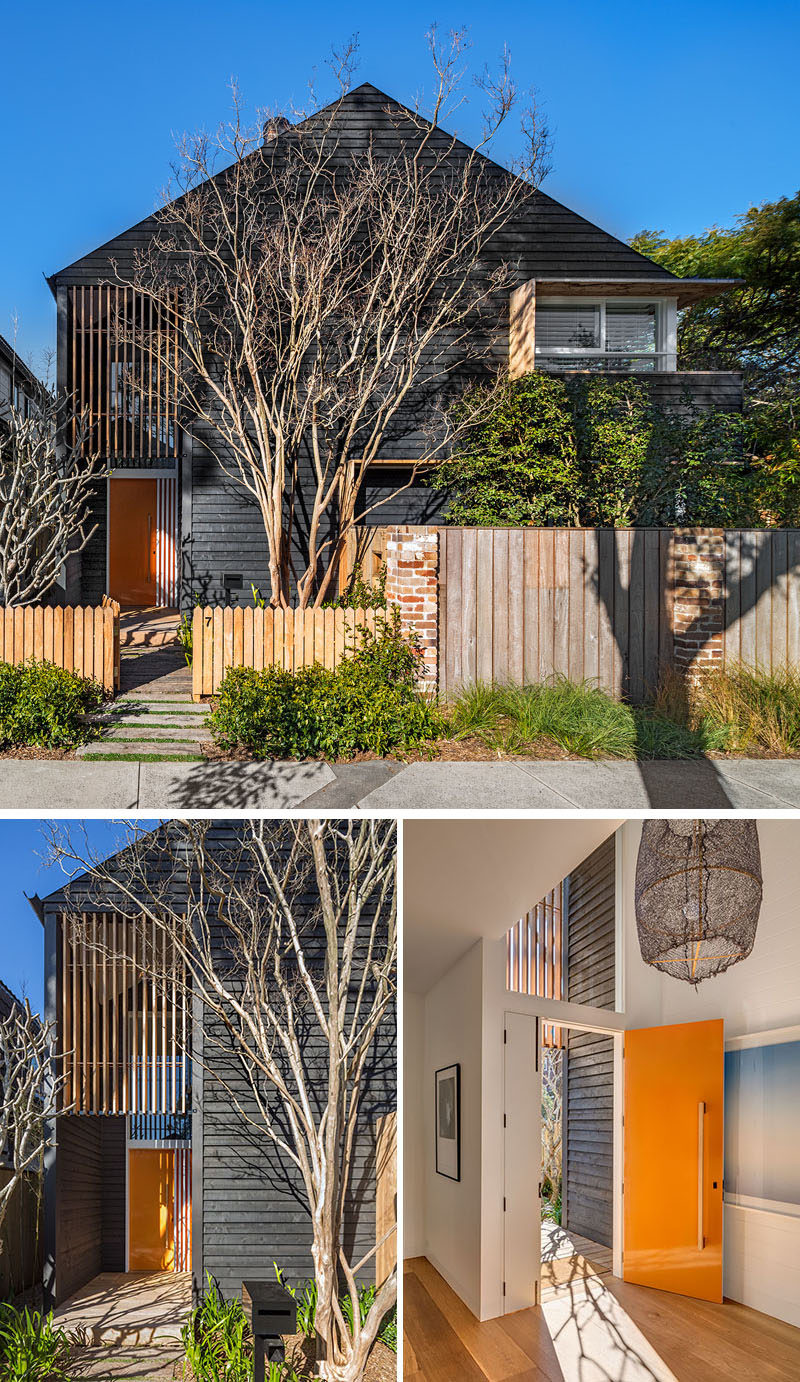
[624,1019,724,1302]
[128,1149,175,1271]
[108,478,157,606]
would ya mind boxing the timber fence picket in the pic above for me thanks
[192,606,381,700]
[0,600,120,695]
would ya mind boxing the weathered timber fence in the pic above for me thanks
[192,606,385,699]
[436,527,800,699]
[0,600,120,695]
[440,527,672,700]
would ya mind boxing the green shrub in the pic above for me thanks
[210,614,443,760]
[182,1276,308,1382]
[691,663,800,754]
[274,1267,397,1355]
[0,659,104,748]
[324,564,388,610]
[182,1275,251,1382]
[0,1304,71,1382]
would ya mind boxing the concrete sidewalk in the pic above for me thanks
[1,755,799,810]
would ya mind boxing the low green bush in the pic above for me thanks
[210,614,443,760]
[0,659,104,748]
[0,1303,71,1382]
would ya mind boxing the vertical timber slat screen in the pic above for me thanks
[506,881,565,1048]
[59,913,189,1115]
[191,606,382,699]
[67,285,180,461]
[375,1112,397,1287]
[439,528,675,702]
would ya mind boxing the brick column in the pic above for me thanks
[384,526,439,692]
[671,529,725,681]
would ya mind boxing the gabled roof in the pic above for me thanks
[47,81,684,292]
[35,823,164,911]
[0,976,22,1022]
[0,332,41,391]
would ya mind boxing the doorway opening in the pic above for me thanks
[108,474,179,608]
[540,1024,615,1302]
[126,1114,192,1273]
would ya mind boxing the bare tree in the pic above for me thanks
[115,31,550,605]
[0,386,100,605]
[49,818,397,1382]
[0,999,62,1272]
[541,1046,562,1204]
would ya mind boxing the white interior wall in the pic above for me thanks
[418,941,483,1318]
[403,992,426,1261]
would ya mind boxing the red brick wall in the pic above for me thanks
[384,526,439,691]
[671,530,725,680]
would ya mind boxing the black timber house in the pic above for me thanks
[36,821,395,1310]
[46,82,742,610]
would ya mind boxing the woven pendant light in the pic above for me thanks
[635,820,762,986]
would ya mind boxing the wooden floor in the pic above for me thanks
[404,1256,800,1382]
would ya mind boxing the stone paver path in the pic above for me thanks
[78,698,210,762]
[82,607,207,761]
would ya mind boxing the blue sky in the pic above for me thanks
[1,0,798,374]
[0,820,158,1013]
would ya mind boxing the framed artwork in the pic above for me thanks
[435,1063,460,1181]
[724,1025,800,1216]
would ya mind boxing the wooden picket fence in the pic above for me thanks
[0,598,120,695]
[192,605,384,700]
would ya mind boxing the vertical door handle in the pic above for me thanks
[147,513,153,582]
[697,1101,706,1250]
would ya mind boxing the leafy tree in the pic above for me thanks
[431,373,751,527]
[430,373,581,526]
[631,193,800,455]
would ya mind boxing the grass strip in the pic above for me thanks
[81,752,205,763]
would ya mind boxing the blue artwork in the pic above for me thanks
[724,1040,800,1207]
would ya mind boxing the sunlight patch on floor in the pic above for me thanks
[542,1274,679,1382]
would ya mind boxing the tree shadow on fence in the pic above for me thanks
[591,527,800,808]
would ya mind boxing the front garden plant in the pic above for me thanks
[209,612,444,760]
[0,659,103,749]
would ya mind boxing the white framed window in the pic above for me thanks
[535,297,677,372]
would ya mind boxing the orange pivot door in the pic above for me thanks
[108,478,158,606]
[624,1018,723,1302]
[128,1149,175,1271]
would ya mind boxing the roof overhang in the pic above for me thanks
[531,277,743,307]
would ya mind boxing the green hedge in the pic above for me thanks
[0,660,104,748]
[209,616,443,759]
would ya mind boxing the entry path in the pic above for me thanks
[2,757,800,810]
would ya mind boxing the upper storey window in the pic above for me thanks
[66,285,180,462]
[535,298,676,372]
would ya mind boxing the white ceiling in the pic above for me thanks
[403,818,623,994]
